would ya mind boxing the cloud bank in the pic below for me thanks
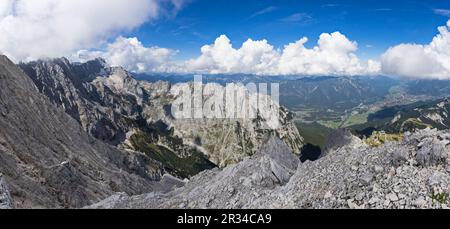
[0,0,185,61]
[184,32,380,76]
[73,32,380,76]
[381,20,450,79]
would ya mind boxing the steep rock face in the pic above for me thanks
[90,128,450,209]
[20,61,216,178]
[20,59,303,172]
[19,59,138,145]
[157,82,303,167]
[0,55,166,208]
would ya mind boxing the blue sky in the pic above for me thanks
[130,0,450,61]
[2,0,450,78]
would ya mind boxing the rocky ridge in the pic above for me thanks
[352,98,450,137]
[89,128,450,209]
[0,55,170,208]
[19,58,303,175]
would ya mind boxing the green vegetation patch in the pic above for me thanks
[342,110,375,127]
[431,192,449,204]
[363,131,404,147]
[317,120,342,129]
[130,131,216,179]
[401,118,433,131]
[296,122,334,149]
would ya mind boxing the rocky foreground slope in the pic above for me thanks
[20,58,303,175]
[0,55,178,208]
[0,174,13,209]
[90,128,450,209]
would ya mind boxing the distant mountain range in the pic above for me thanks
[137,73,450,150]
[136,73,450,116]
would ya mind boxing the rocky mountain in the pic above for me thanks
[0,55,176,208]
[19,58,303,174]
[406,80,450,97]
[351,98,450,136]
[89,128,450,209]
[279,76,397,112]
[138,74,398,113]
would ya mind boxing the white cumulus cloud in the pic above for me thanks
[73,36,177,73]
[277,32,378,75]
[381,20,450,79]
[0,0,186,61]
[184,32,380,76]
[184,35,279,74]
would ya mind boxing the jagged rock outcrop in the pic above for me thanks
[321,128,355,157]
[0,55,170,208]
[20,58,303,174]
[90,128,450,209]
[87,136,299,209]
[0,174,14,209]
[19,58,137,145]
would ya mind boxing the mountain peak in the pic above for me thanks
[79,57,108,68]
[1,55,164,208]
[0,55,15,66]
